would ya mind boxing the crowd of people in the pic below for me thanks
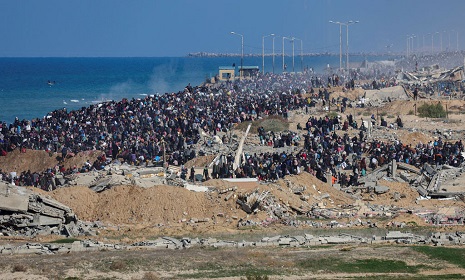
[1,69,464,190]
[1,71,329,188]
[208,113,464,189]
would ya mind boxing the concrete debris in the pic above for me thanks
[374,185,390,194]
[356,160,465,199]
[0,240,124,255]
[0,181,98,238]
[236,190,269,214]
[2,230,465,255]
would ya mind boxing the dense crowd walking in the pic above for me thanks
[1,70,463,190]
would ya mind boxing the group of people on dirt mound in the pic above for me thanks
[265,113,463,187]
[1,70,463,190]
[183,112,463,189]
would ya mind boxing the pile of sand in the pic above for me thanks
[0,149,103,174]
[43,171,354,231]
[50,185,240,226]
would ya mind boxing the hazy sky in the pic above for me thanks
[1,0,464,57]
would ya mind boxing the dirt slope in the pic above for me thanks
[0,149,103,174]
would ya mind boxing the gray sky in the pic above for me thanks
[1,0,464,57]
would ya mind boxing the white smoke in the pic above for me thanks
[148,60,178,94]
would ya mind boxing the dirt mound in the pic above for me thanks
[48,184,241,226]
[277,172,354,206]
[396,131,433,146]
[381,99,465,116]
[329,87,365,100]
[0,149,103,174]
[44,171,354,230]
[184,155,217,169]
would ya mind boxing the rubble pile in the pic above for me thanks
[347,159,465,201]
[63,161,192,191]
[0,240,122,255]
[0,182,97,237]
[2,230,465,255]
[412,163,464,198]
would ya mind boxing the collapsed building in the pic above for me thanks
[0,181,97,237]
[397,64,465,97]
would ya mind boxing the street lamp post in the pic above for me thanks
[291,37,295,72]
[282,36,285,72]
[456,30,459,51]
[329,21,343,71]
[423,34,426,53]
[442,31,447,52]
[448,30,451,51]
[262,33,275,74]
[435,32,440,53]
[345,20,359,75]
[431,32,434,53]
[272,35,276,73]
[329,20,358,74]
[410,35,416,56]
[230,31,244,79]
[294,37,303,72]
[406,35,410,57]
[282,36,291,72]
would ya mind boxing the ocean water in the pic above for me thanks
[0,55,390,124]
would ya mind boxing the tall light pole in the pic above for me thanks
[329,21,343,71]
[282,36,285,72]
[456,30,459,51]
[410,35,416,56]
[406,35,410,57]
[272,35,276,73]
[442,31,447,52]
[282,36,291,72]
[262,33,275,74]
[290,37,295,72]
[431,32,434,53]
[406,36,409,57]
[435,31,440,53]
[345,20,359,74]
[294,37,303,72]
[230,31,243,79]
[422,34,425,53]
[448,30,451,51]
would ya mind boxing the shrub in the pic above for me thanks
[327,111,339,119]
[235,115,289,133]
[141,272,160,280]
[12,264,27,272]
[242,275,270,280]
[418,102,446,118]
[109,260,126,270]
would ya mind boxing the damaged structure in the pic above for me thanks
[0,182,96,237]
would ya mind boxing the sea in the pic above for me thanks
[0,55,394,124]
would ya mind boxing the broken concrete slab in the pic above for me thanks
[185,184,209,192]
[385,231,414,240]
[374,185,390,194]
[0,183,29,212]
